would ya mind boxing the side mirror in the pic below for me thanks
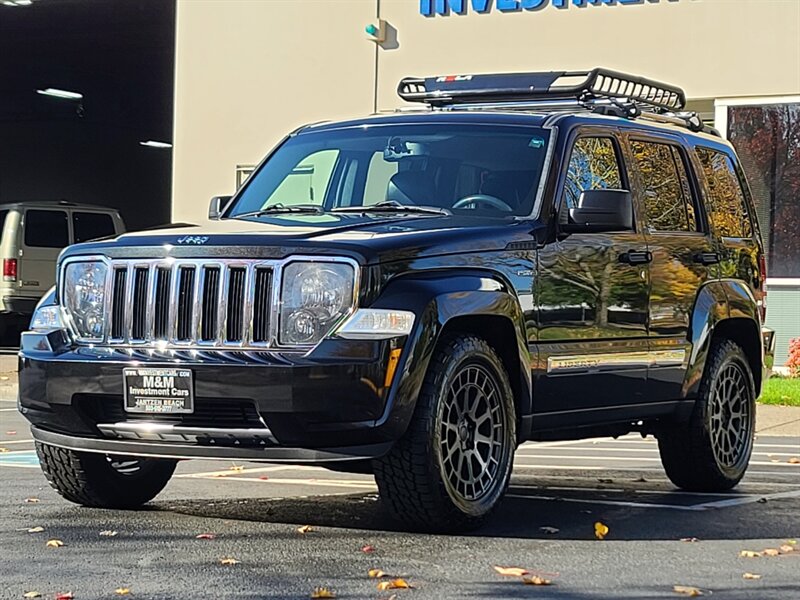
[208,195,232,220]
[562,189,634,234]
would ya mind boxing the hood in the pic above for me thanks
[62,212,538,265]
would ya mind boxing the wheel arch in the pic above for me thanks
[371,268,532,440]
[685,280,764,398]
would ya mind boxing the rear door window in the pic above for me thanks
[73,211,116,243]
[631,140,698,232]
[563,137,623,209]
[24,210,69,248]
[0,210,8,241]
[696,147,753,238]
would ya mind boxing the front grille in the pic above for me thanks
[105,259,275,347]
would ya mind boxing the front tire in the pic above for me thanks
[374,333,516,532]
[658,339,756,491]
[36,443,177,508]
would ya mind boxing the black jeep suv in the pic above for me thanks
[19,69,775,531]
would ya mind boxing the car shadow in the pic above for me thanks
[155,473,800,541]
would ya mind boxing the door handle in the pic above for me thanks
[619,250,652,265]
[693,252,720,265]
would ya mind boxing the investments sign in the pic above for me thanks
[421,0,679,16]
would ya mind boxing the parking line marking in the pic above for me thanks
[0,408,18,411]
[175,465,322,478]
[512,464,797,478]
[514,454,800,468]
[0,439,33,445]
[691,489,800,509]
[516,447,798,458]
[184,474,376,489]
[506,493,704,511]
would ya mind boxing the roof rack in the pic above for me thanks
[398,68,686,112]
[396,68,722,136]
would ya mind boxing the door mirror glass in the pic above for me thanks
[563,189,634,234]
[208,195,232,220]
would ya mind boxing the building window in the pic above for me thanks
[727,103,800,278]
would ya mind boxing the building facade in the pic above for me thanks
[172,0,800,365]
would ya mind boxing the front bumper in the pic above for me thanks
[18,330,408,463]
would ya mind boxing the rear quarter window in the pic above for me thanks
[24,210,69,248]
[696,147,753,238]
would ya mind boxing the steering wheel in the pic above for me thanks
[452,194,513,213]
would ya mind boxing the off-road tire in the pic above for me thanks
[658,339,756,491]
[36,442,177,508]
[374,333,516,532]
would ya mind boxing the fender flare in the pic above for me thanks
[370,268,532,439]
[684,279,762,398]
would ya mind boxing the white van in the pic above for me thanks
[0,201,125,330]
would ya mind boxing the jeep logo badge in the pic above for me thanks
[177,235,209,245]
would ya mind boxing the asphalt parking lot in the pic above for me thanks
[1,397,799,600]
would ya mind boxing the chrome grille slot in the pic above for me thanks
[130,267,150,340]
[110,268,128,339]
[200,266,220,342]
[252,268,272,343]
[153,267,171,339]
[176,266,196,341]
[225,267,246,342]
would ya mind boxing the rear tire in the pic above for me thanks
[36,442,176,508]
[374,333,516,532]
[658,339,756,491]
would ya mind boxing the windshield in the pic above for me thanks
[228,123,551,219]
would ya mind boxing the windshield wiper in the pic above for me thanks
[333,200,451,216]
[233,203,324,219]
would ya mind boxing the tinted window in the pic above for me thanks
[0,210,8,240]
[24,210,69,248]
[697,147,752,238]
[73,211,116,243]
[564,137,623,209]
[631,140,697,232]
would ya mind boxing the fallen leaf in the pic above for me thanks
[259,475,269,480]
[762,548,780,557]
[539,526,560,534]
[99,530,118,537]
[788,457,800,464]
[377,579,412,591]
[740,550,762,558]
[46,539,64,548]
[310,588,336,599]
[195,533,216,540]
[757,498,768,504]
[0,447,8,453]
[368,569,386,579]
[594,522,609,540]
[27,526,45,533]
[493,566,529,577]
[597,478,614,484]
[361,544,376,553]
[522,575,553,586]
[680,537,699,543]
[24,498,40,503]
[219,557,240,565]
[296,525,313,534]
[55,594,74,600]
[5,430,16,435]
[23,593,41,599]
[787,540,797,546]
[634,476,648,483]
[673,585,704,597]
[743,573,762,580]
[115,589,131,596]
[229,464,244,472]
[780,544,795,554]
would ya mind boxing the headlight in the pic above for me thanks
[279,261,355,346]
[62,260,108,340]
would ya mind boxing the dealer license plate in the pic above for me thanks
[123,368,194,414]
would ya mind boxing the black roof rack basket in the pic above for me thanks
[397,68,686,112]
